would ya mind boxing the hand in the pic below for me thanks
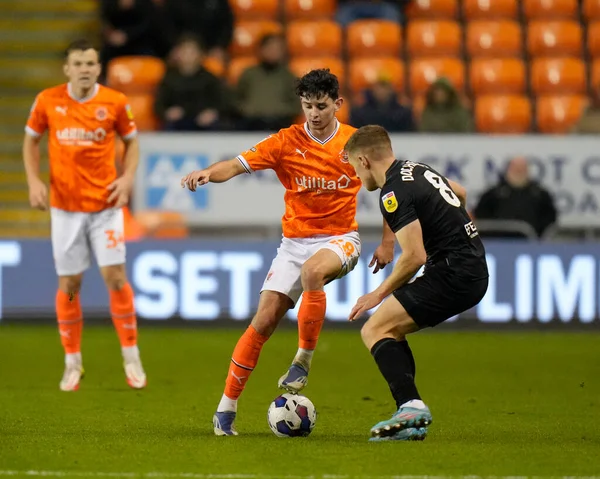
[181,169,210,192]
[28,177,48,210]
[369,242,394,274]
[196,109,218,127]
[165,106,184,122]
[349,291,384,322]
[107,175,133,208]
[108,30,127,46]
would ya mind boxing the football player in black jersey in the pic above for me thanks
[344,125,489,442]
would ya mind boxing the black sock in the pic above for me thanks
[399,340,416,379]
[371,338,421,409]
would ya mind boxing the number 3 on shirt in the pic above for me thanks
[424,170,461,207]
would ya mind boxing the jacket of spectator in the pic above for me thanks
[419,77,473,133]
[350,81,415,132]
[101,0,158,56]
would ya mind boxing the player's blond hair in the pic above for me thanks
[344,125,393,160]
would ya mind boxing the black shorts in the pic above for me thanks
[393,256,489,328]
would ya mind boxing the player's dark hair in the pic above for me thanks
[344,125,393,158]
[295,68,339,100]
[64,39,98,59]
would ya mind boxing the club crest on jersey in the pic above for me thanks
[339,149,349,163]
[95,106,107,121]
[382,191,398,212]
[125,104,134,120]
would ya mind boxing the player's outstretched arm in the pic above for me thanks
[22,133,48,211]
[447,178,467,208]
[181,158,246,191]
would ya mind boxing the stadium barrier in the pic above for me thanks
[1,239,599,328]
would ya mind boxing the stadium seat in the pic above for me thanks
[230,20,283,57]
[127,94,160,131]
[409,58,465,95]
[203,56,225,78]
[346,20,402,58]
[106,56,165,95]
[583,0,600,20]
[289,57,346,88]
[527,21,583,57]
[592,59,600,87]
[475,95,532,133]
[349,58,405,94]
[135,211,189,239]
[285,0,336,19]
[523,0,578,19]
[227,57,258,85]
[463,0,518,20]
[466,21,522,57]
[536,95,588,133]
[531,57,586,95]
[405,0,459,19]
[588,22,600,57]
[230,0,279,19]
[407,20,462,57]
[287,20,342,57]
[470,58,526,95]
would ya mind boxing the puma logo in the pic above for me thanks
[231,371,247,384]
[55,106,68,115]
[296,149,307,160]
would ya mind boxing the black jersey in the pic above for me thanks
[380,159,486,267]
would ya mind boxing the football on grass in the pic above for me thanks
[267,393,317,437]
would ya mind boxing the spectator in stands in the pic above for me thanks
[572,84,600,134]
[153,35,228,131]
[235,34,301,131]
[350,76,415,132]
[419,77,473,133]
[473,157,558,238]
[100,0,160,72]
[163,0,233,62]
[336,0,410,27]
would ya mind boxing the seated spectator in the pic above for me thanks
[153,35,228,131]
[572,84,600,134]
[350,77,415,132]
[336,0,410,27]
[419,78,473,133]
[473,157,558,238]
[235,34,301,131]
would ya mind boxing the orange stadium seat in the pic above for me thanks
[285,0,336,19]
[289,57,346,88]
[523,0,578,19]
[583,0,600,20]
[527,21,583,57]
[466,21,522,57]
[470,58,526,95]
[531,57,586,95]
[536,95,588,133]
[409,58,465,95]
[592,59,600,86]
[127,94,160,131]
[346,20,402,58]
[106,56,165,94]
[203,56,225,78]
[230,0,280,19]
[227,57,258,85]
[349,58,405,94]
[406,0,458,19]
[407,20,462,57]
[230,21,283,57]
[463,0,518,20]
[475,95,532,133]
[287,20,342,57]
[588,22,600,57]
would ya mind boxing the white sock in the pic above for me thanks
[400,399,427,410]
[217,394,238,413]
[293,348,314,371]
[122,345,140,363]
[65,352,82,368]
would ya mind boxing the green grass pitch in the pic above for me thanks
[0,324,598,479]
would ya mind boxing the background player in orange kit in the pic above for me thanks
[22,39,147,392]
[181,69,395,435]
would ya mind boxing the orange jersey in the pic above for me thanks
[237,121,360,238]
[25,83,137,212]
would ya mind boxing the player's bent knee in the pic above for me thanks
[100,264,127,291]
[300,261,329,291]
[251,291,292,336]
[58,275,83,295]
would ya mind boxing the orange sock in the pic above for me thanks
[224,325,269,400]
[56,290,83,354]
[298,290,327,350]
[109,283,137,348]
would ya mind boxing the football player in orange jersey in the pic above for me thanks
[181,69,395,435]
[22,39,147,392]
